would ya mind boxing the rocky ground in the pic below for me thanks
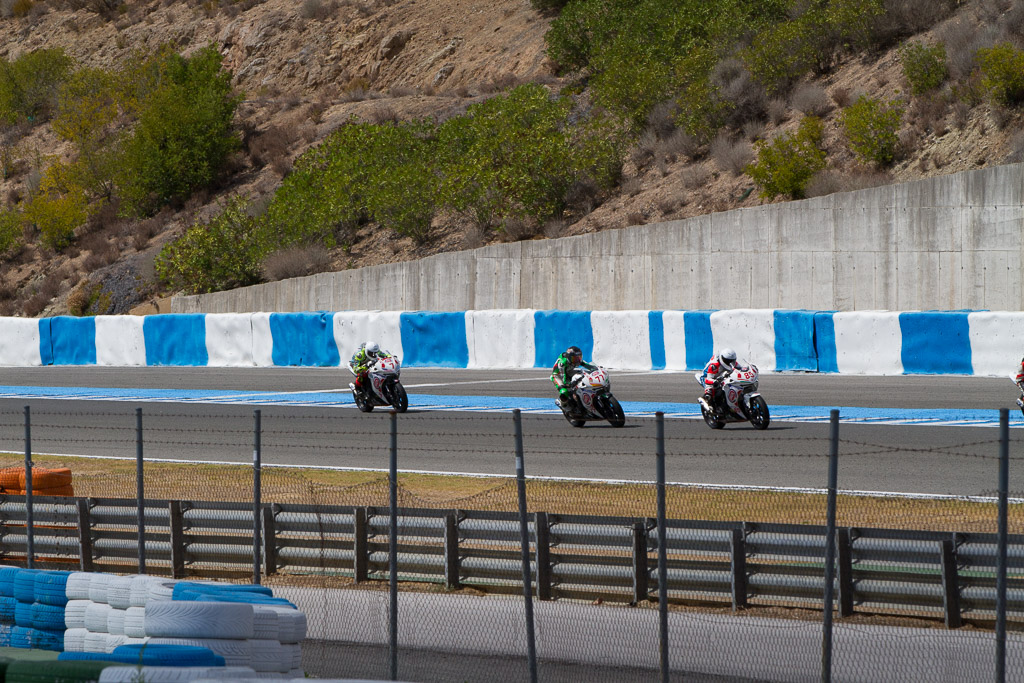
[0,0,1020,316]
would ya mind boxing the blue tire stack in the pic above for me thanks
[0,567,69,652]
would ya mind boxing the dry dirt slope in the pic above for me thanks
[0,0,1021,316]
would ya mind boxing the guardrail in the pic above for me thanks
[2,494,1021,627]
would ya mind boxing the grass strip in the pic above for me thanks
[1,453,1019,532]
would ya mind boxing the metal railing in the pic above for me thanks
[2,494,1022,625]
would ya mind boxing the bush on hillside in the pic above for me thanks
[744,0,886,93]
[745,116,826,199]
[0,48,74,125]
[260,119,375,252]
[439,83,622,231]
[977,43,1024,106]
[116,44,241,217]
[547,0,788,126]
[0,208,20,257]
[361,120,439,243]
[840,95,904,166]
[529,0,568,11]
[155,196,265,294]
[900,41,948,96]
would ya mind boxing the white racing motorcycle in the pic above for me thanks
[558,366,626,428]
[694,364,770,430]
[349,356,409,413]
[1014,375,1024,418]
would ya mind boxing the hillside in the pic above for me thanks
[0,0,1021,317]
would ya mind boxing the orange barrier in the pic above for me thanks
[0,467,74,496]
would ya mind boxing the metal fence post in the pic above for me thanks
[23,405,33,569]
[443,512,460,590]
[388,410,399,682]
[513,409,538,683]
[535,511,551,601]
[996,408,1009,683]
[76,499,93,572]
[136,407,145,574]
[354,507,368,583]
[656,411,668,683]
[631,521,649,605]
[821,408,839,683]
[253,409,262,586]
[168,500,185,579]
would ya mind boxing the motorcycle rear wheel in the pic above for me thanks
[748,396,771,430]
[700,402,724,429]
[354,390,374,413]
[560,403,586,428]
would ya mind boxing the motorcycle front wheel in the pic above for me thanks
[601,396,626,428]
[748,396,771,430]
[701,401,724,429]
[390,382,409,413]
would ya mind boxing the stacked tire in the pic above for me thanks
[0,566,69,651]
[0,466,74,496]
[63,572,306,677]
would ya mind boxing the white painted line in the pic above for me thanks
[403,370,661,389]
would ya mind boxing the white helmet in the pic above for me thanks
[719,348,737,369]
[364,341,380,356]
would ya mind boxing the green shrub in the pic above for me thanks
[743,0,884,93]
[439,83,621,230]
[23,188,90,251]
[261,119,375,251]
[977,43,1024,106]
[745,116,827,199]
[361,121,438,243]
[840,95,904,166]
[0,48,75,125]
[0,208,21,257]
[900,41,948,95]
[529,0,569,11]
[546,0,788,126]
[116,44,241,216]
[672,49,730,143]
[155,196,266,294]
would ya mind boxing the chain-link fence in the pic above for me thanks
[0,404,1021,682]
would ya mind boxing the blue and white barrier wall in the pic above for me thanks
[0,310,1021,376]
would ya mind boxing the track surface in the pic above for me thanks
[0,367,1021,497]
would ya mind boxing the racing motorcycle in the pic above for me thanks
[694,364,770,430]
[349,356,408,413]
[558,366,626,428]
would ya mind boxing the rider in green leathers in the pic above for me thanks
[349,341,393,396]
[551,345,597,409]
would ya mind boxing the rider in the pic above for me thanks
[551,345,597,409]
[349,341,392,395]
[700,347,740,411]
[1016,356,1024,392]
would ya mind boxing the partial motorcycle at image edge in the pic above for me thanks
[558,366,626,428]
[1014,374,1024,418]
[349,356,409,413]
[694,364,771,430]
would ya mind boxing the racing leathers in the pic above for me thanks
[349,345,392,394]
[1016,358,1024,391]
[551,353,597,408]
[700,354,743,411]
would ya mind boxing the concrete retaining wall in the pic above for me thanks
[172,163,1024,314]
[4,310,1022,377]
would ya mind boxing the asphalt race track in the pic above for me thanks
[0,366,1021,497]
